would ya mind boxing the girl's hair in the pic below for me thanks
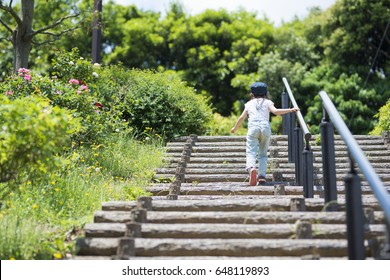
[250,92,268,99]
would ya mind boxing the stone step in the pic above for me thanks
[155,167,390,176]
[84,223,386,239]
[150,182,390,192]
[74,255,350,260]
[76,237,371,257]
[168,136,385,143]
[164,156,390,164]
[164,151,390,160]
[166,145,389,153]
[148,195,382,209]
[73,255,352,260]
[146,184,390,196]
[176,173,390,183]
[164,162,390,169]
[168,141,385,152]
[94,210,385,224]
[101,197,382,212]
[206,138,383,145]
[168,135,383,143]
[155,168,248,174]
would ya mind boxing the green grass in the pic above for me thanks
[0,133,165,259]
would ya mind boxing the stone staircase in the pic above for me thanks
[75,134,390,259]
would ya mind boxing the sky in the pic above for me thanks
[107,0,337,26]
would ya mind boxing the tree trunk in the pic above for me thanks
[12,0,35,71]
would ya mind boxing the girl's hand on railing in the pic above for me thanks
[290,107,300,113]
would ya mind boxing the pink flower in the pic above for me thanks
[76,90,82,95]
[55,91,62,95]
[5,91,13,95]
[69,79,79,85]
[79,84,88,91]
[24,74,32,81]
[18,68,30,76]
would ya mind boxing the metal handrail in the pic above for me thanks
[282,77,311,144]
[320,91,390,226]
[281,77,313,197]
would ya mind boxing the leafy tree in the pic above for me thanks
[297,0,390,134]
[0,0,80,71]
[370,98,390,135]
[321,0,389,77]
[301,64,378,134]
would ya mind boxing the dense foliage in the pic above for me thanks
[1,0,388,134]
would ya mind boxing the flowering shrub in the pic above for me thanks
[51,48,95,85]
[0,56,127,144]
[1,49,212,144]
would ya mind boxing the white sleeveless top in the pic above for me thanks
[245,98,274,123]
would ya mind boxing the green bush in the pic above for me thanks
[207,112,246,136]
[95,67,213,140]
[370,98,390,135]
[0,95,80,196]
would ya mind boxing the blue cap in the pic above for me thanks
[250,82,267,96]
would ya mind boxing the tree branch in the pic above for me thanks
[0,0,23,26]
[0,17,13,34]
[32,26,79,46]
[0,35,11,42]
[32,38,57,46]
[32,13,80,36]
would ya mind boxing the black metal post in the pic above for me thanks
[379,223,390,260]
[282,91,293,163]
[294,126,303,186]
[302,143,314,198]
[380,223,390,259]
[282,91,289,135]
[289,112,296,163]
[92,0,102,64]
[344,158,365,259]
[320,108,338,211]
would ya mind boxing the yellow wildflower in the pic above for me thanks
[53,253,62,259]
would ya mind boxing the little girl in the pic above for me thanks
[230,82,299,186]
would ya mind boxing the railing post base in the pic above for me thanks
[345,170,365,260]
[302,147,314,198]
[320,118,338,210]
[294,127,303,186]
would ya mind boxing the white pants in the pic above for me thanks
[246,121,271,177]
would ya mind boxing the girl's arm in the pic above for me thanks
[230,110,248,133]
[269,104,299,115]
